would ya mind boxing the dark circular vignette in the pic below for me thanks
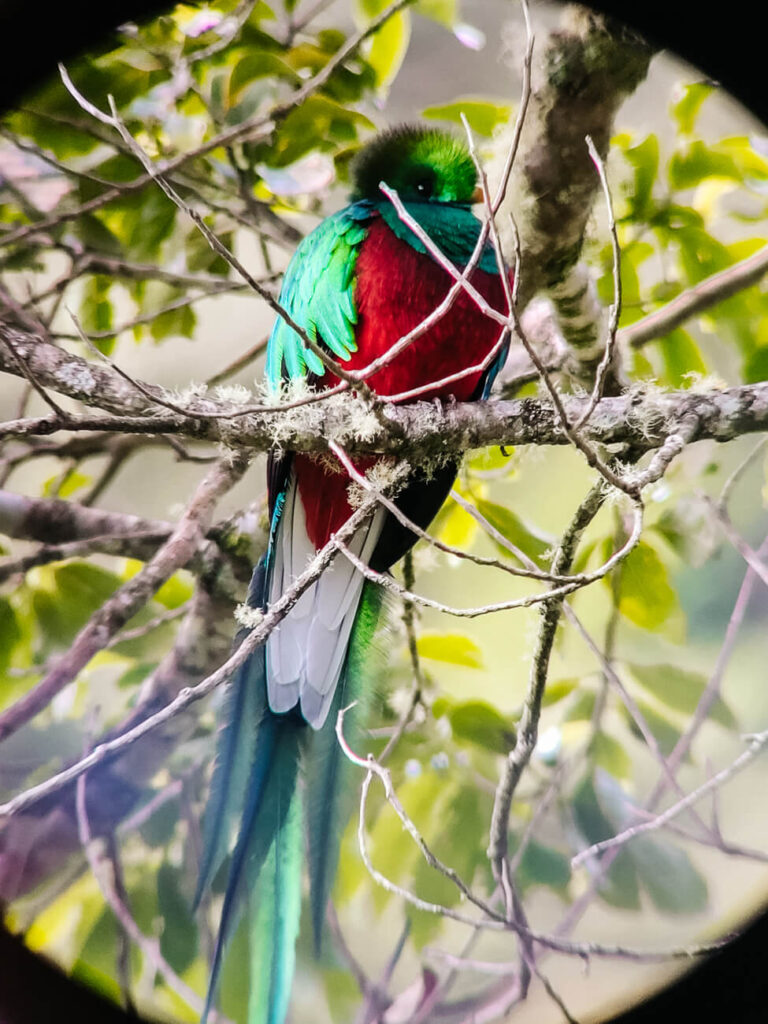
[0,2,766,1023]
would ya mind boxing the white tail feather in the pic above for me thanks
[266,475,385,729]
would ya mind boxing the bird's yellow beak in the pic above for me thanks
[471,185,484,204]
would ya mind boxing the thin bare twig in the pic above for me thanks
[572,135,622,429]
[76,770,232,1023]
[572,728,768,865]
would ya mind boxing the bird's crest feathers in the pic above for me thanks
[351,123,478,204]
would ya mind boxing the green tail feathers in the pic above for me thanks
[248,787,303,1024]
[305,583,383,951]
[198,581,385,1024]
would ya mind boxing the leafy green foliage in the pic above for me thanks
[417,632,483,667]
[422,97,512,137]
[607,540,679,631]
[432,696,516,753]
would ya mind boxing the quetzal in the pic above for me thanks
[196,125,511,1024]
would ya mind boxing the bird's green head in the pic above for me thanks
[350,124,480,205]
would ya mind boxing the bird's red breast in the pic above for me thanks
[296,217,511,549]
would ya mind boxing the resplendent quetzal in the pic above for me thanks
[197,125,511,1024]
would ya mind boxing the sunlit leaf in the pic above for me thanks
[542,678,579,707]
[422,97,511,137]
[409,783,490,946]
[32,563,122,648]
[590,731,632,779]
[669,140,743,189]
[564,691,595,722]
[745,345,768,382]
[433,698,516,753]
[623,134,659,219]
[0,597,22,673]
[432,496,478,549]
[229,51,299,100]
[150,302,196,342]
[415,0,457,27]
[468,446,514,472]
[368,771,449,912]
[627,663,737,729]
[611,541,678,631]
[355,0,411,92]
[671,81,715,135]
[475,498,553,566]
[417,633,483,668]
[657,328,707,386]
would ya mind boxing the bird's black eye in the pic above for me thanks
[409,166,435,198]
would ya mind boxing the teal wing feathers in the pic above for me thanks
[266,200,375,388]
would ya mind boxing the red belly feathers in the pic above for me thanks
[295,217,511,550]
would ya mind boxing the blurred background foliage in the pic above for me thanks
[1,1,768,1023]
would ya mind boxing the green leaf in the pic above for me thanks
[355,1,411,92]
[117,662,154,689]
[468,446,514,472]
[611,541,678,631]
[76,908,120,996]
[70,958,122,1006]
[630,835,708,913]
[267,96,373,167]
[599,241,652,321]
[422,97,511,137]
[671,81,715,135]
[475,498,553,566]
[229,51,299,99]
[516,839,571,895]
[589,731,631,780]
[368,772,448,912]
[408,783,489,946]
[7,108,101,159]
[658,328,707,386]
[627,663,737,729]
[621,700,682,757]
[432,495,478,549]
[78,213,123,257]
[322,970,360,1023]
[415,0,457,27]
[157,863,198,973]
[121,187,177,261]
[153,571,194,609]
[744,345,768,383]
[32,563,122,648]
[149,302,196,342]
[43,470,92,499]
[564,691,596,722]
[0,598,22,673]
[433,698,516,754]
[593,771,708,913]
[571,775,640,909]
[542,678,579,707]
[623,134,659,219]
[669,141,743,189]
[417,633,483,668]
[76,154,139,204]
